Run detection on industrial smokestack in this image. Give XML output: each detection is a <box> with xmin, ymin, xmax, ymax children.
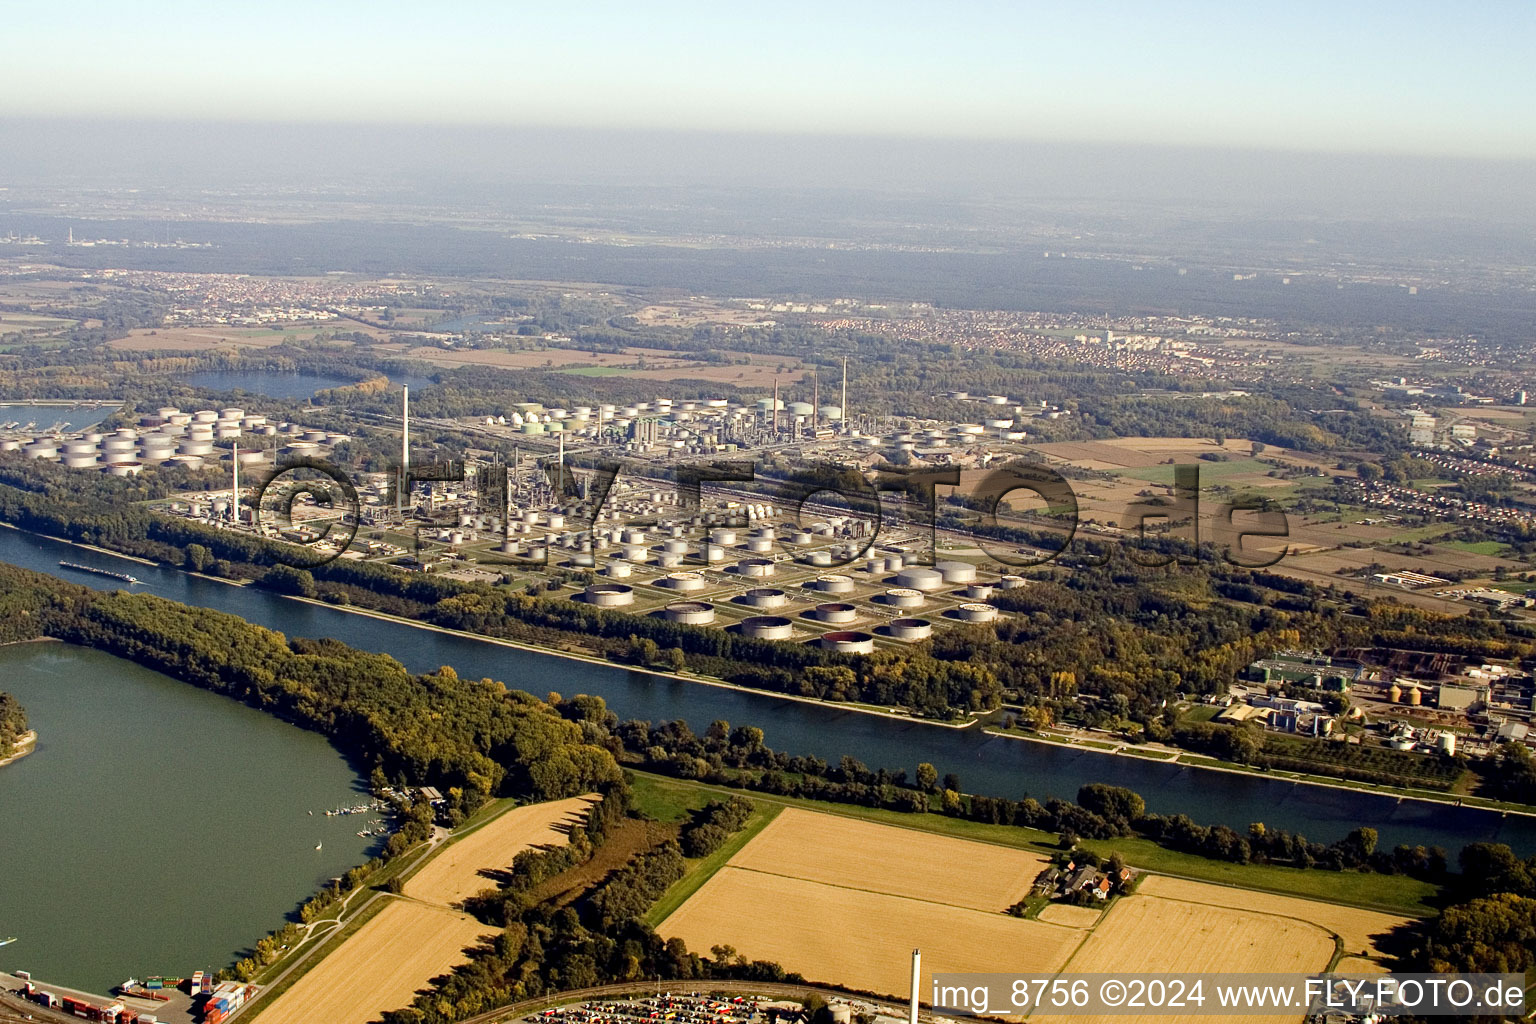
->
<box><xmin>841</xmin><ymin>358</ymin><xmax>848</xmax><ymax>432</ymax></box>
<box><xmin>400</xmin><ymin>385</ymin><xmax>410</xmax><ymax>513</ymax></box>
<box><xmin>909</xmin><ymin>948</ymin><xmax>920</xmax><ymax>1024</ymax></box>
<box><xmin>231</xmin><ymin>444</ymin><xmax>239</xmax><ymax>525</ymax></box>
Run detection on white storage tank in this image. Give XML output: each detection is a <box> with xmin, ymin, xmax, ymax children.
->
<box><xmin>894</xmin><ymin>566</ymin><xmax>944</xmax><ymax>591</ymax></box>
<box><xmin>997</xmin><ymin>575</ymin><xmax>1027</xmax><ymax>589</ymax></box>
<box><xmin>887</xmin><ymin>617</ymin><xmax>933</xmax><ymax>641</ymax></box>
<box><xmin>740</xmin><ymin>587</ymin><xmax>788</xmax><ymax>609</ymax></box>
<box><xmin>960</xmin><ymin>583</ymin><xmax>995</xmax><ymax>600</ymax></box>
<box><xmin>884</xmin><ymin>588</ymin><xmax>925</xmax><ymax>608</ymax></box>
<box><xmin>745</xmin><ymin>538</ymin><xmax>774</xmax><ymax>553</ymax></box>
<box><xmin>813</xmin><ymin>574</ymin><xmax>855</xmax><ymax>594</ymax></box>
<box><xmin>736</xmin><ymin>558</ymin><xmax>775</xmax><ymax>577</ymax></box>
<box><xmin>936</xmin><ymin>560</ymin><xmax>978</xmax><ymax>584</ymax></box>
<box><xmin>24</xmin><ymin>441</ymin><xmax>58</xmax><ymax>459</ymax></box>
<box><xmin>584</xmin><ymin>583</ymin><xmax>635</xmax><ymax>607</ymax></box>
<box><xmin>104</xmin><ymin>461</ymin><xmax>144</xmax><ymax>477</ymax></box>
<box><xmin>814</xmin><ymin>602</ymin><xmax>858</xmax><ymax>623</ymax></box>
<box><xmin>657</xmin><ymin>571</ymin><xmax>707</xmax><ymax>592</ymax></box>
<box><xmin>820</xmin><ymin>630</ymin><xmax>874</xmax><ymax>654</ymax></box>
<box><xmin>663</xmin><ymin>601</ymin><xmax>715</xmax><ymax>625</ymax></box>
<box><xmin>740</xmin><ymin>615</ymin><xmax>794</xmax><ymax>640</ymax></box>
<box><xmin>954</xmin><ymin>602</ymin><xmax>998</xmax><ymax>622</ymax></box>
<box><xmin>61</xmin><ymin>452</ymin><xmax>101</xmax><ymax>468</ymax></box>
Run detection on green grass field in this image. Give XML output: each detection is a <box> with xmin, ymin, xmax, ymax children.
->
<box><xmin>1443</xmin><ymin>540</ymin><xmax>1507</xmax><ymax>555</ymax></box>
<box><xmin>1076</xmin><ymin>836</ymin><xmax>1438</xmax><ymax>915</ymax></box>
<box><xmin>1113</xmin><ymin>458</ymin><xmax>1274</xmax><ymax>485</ymax></box>
<box><xmin>626</xmin><ymin>772</ymin><xmax>1443</xmax><ymax>916</ymax></box>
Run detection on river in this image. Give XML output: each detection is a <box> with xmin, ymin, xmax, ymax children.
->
<box><xmin>0</xmin><ymin>643</ymin><xmax>381</xmax><ymax>993</ymax></box>
<box><xmin>2</xmin><ymin>527</ymin><xmax>1531</xmax><ymax>859</ymax></box>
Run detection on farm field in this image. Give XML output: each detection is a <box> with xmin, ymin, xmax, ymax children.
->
<box><xmin>1036</xmin><ymin>903</ymin><xmax>1105</xmax><ymax>927</ymax></box>
<box><xmin>1033</xmin><ymin>895</ymin><xmax>1335</xmax><ymax>1024</ymax></box>
<box><xmin>404</xmin><ymin>794</ymin><xmax>595</xmax><ymax>906</ymax></box>
<box><xmin>726</xmin><ymin>807</ymin><xmax>1048</xmax><ymax>912</ymax></box>
<box><xmin>659</xmin><ymin>866</ymin><xmax>1081</xmax><ymax>998</ymax></box>
<box><xmin>656</xmin><ymin>804</ymin><xmax>1070</xmax><ymax>996</ymax></box>
<box><xmin>107</xmin><ymin>325</ymin><xmax>336</xmax><ymax>351</ymax></box>
<box><xmin>1136</xmin><ymin>875</ymin><xmax>1411</xmax><ymax>963</ymax></box>
<box><xmin>252</xmin><ymin>900</ymin><xmax>489</xmax><ymax>1024</ymax></box>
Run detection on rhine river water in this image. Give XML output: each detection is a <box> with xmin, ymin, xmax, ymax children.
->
<box><xmin>1</xmin><ymin>525</ymin><xmax>1533</xmax><ymax>990</ymax></box>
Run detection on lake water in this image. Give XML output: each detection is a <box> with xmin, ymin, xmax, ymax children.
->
<box><xmin>2</xmin><ymin>526</ymin><xmax>1532</xmax><ymax>862</ymax></box>
<box><xmin>0</xmin><ymin>643</ymin><xmax>381</xmax><ymax>993</ymax></box>
<box><xmin>0</xmin><ymin>404</ymin><xmax>114</xmax><ymax>433</ymax></box>
<box><xmin>184</xmin><ymin>370</ymin><xmax>436</xmax><ymax>399</ymax></box>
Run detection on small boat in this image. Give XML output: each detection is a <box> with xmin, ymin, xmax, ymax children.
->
<box><xmin>315</xmin><ymin>841</ymin><xmax>323</xmax><ymax>850</ymax></box>
<box><xmin>0</xmin><ymin>936</ymin><xmax>17</xmax><ymax>947</ymax></box>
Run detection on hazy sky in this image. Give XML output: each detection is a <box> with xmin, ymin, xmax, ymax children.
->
<box><xmin>5</xmin><ymin>1</ymin><xmax>1534</xmax><ymax>159</ymax></box>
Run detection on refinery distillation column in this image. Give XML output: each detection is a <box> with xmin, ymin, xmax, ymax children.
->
<box><xmin>909</xmin><ymin>948</ymin><xmax>920</xmax><ymax>1024</ymax></box>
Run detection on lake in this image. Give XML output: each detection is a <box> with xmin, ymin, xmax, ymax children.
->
<box><xmin>0</xmin><ymin>642</ymin><xmax>381</xmax><ymax>993</ymax></box>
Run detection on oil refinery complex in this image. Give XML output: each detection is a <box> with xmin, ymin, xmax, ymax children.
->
<box><xmin>2</xmin><ymin>379</ymin><xmax>1069</xmax><ymax>652</ymax></box>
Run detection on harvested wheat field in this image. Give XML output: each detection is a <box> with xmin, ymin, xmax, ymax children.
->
<box><xmin>1137</xmin><ymin>875</ymin><xmax>1412</xmax><ymax>961</ymax></box>
<box><xmin>1036</xmin><ymin>902</ymin><xmax>1104</xmax><ymax>928</ymax></box>
<box><xmin>726</xmin><ymin>808</ymin><xmax>1047</xmax><ymax>911</ymax></box>
<box><xmin>405</xmin><ymin>795</ymin><xmax>595</xmax><ymax>906</ymax></box>
<box><xmin>253</xmin><ymin>901</ymin><xmax>489</xmax><ymax>1024</ymax></box>
<box><xmin>660</xmin><ymin>867</ymin><xmax>1079</xmax><ymax>998</ymax></box>
<box><xmin>1033</xmin><ymin>894</ymin><xmax>1334</xmax><ymax>1024</ymax></box>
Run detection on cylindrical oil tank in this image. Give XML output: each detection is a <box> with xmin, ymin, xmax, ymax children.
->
<box><xmin>193</xmin><ymin>410</ymin><xmax>218</xmax><ymax>423</ymax></box>
<box><xmin>792</xmin><ymin>531</ymin><xmax>814</xmax><ymax>545</ymax></box>
<box><xmin>998</xmin><ymin>575</ymin><xmax>1027</xmax><ymax>589</ymax></box>
<box><xmin>737</xmin><ymin>558</ymin><xmax>775</xmax><ymax>577</ymax></box>
<box><xmin>168</xmin><ymin>455</ymin><xmax>204</xmax><ymax>470</ymax></box>
<box><xmin>658</xmin><ymin>571</ymin><xmax>707</xmax><ymax>591</ymax></box>
<box><xmin>584</xmin><ymin>583</ymin><xmax>635</xmax><ymax>607</ymax></box>
<box><xmin>24</xmin><ymin>441</ymin><xmax>58</xmax><ymax>459</ymax></box>
<box><xmin>813</xmin><ymin>574</ymin><xmax>855</xmax><ymax>594</ymax></box>
<box><xmin>64</xmin><ymin>441</ymin><xmax>98</xmax><ymax>455</ymax></box>
<box><xmin>887</xmin><ymin>617</ymin><xmax>933</xmax><ymax>641</ymax></box>
<box><xmin>605</xmin><ymin>560</ymin><xmax>633</xmax><ymax>578</ymax></box>
<box><xmin>0</xmin><ymin>440</ymin><xmax>21</xmax><ymax>452</ymax></box>
<box><xmin>884</xmin><ymin>554</ymin><xmax>905</xmax><ymax>571</ymax></box>
<box><xmin>745</xmin><ymin>538</ymin><xmax>773</xmax><ymax>553</ymax></box>
<box><xmin>548</xmin><ymin>514</ymin><xmax>566</xmax><ymax>529</ymax></box>
<box><xmin>656</xmin><ymin>553</ymin><xmax>682</xmax><ymax>568</ymax></box>
<box><xmin>622</xmin><ymin>544</ymin><xmax>648</xmax><ymax>561</ymax></box>
<box><xmin>178</xmin><ymin>439</ymin><xmax>215</xmax><ymax>456</ymax></box>
<box><xmin>815</xmin><ymin>602</ymin><xmax>858</xmax><ymax>623</ymax></box>
<box><xmin>960</xmin><ymin>584</ymin><xmax>995</xmax><ymax>600</ymax></box>
<box><xmin>104</xmin><ymin>461</ymin><xmax>143</xmax><ymax>477</ymax></box>
<box><xmin>755</xmin><ymin>526</ymin><xmax>776</xmax><ymax>541</ymax></box>
<box><xmin>704</xmin><ymin>544</ymin><xmax>726</xmax><ymax>562</ymax></box>
<box><xmin>220</xmin><ymin>407</ymin><xmax>245</xmax><ymax>420</ymax></box>
<box><xmin>61</xmin><ymin>452</ymin><xmax>100</xmax><ymax>468</ymax></box>
<box><xmin>740</xmin><ymin>587</ymin><xmax>788</xmax><ymax>609</ymax></box>
<box><xmin>622</xmin><ymin>528</ymin><xmax>646</xmax><ymax>544</ymax></box>
<box><xmin>820</xmin><ymin>630</ymin><xmax>874</xmax><ymax>654</ymax></box>
<box><xmin>663</xmin><ymin>601</ymin><xmax>715</xmax><ymax>625</ymax></box>
<box><xmin>805</xmin><ymin>550</ymin><xmax>834</xmax><ymax>567</ymax></box>
<box><xmin>895</xmin><ymin>566</ymin><xmax>944</xmax><ymax>591</ymax></box>
<box><xmin>662</xmin><ymin>539</ymin><xmax>690</xmax><ymax>554</ymax></box>
<box><xmin>936</xmin><ymin>560</ymin><xmax>977</xmax><ymax>583</ymax></box>
<box><xmin>884</xmin><ymin>588</ymin><xmax>924</xmax><ymax>608</ymax></box>
<box><xmin>710</xmin><ymin>528</ymin><xmax>737</xmax><ymax>545</ymax></box>
<box><xmin>954</xmin><ymin>602</ymin><xmax>998</xmax><ymax>622</ymax></box>
<box><xmin>100</xmin><ymin>437</ymin><xmax>136</xmax><ymax>453</ymax></box>
<box><xmin>740</xmin><ymin>615</ymin><xmax>794</xmax><ymax>640</ymax></box>
<box><xmin>156</xmin><ymin>406</ymin><xmax>181</xmax><ymax>419</ymax></box>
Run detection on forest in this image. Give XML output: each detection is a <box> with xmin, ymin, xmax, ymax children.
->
<box><xmin>0</xmin><ymin>689</ymin><xmax>27</xmax><ymax>752</ymax></box>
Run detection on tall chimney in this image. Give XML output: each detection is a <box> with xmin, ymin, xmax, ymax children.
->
<box><xmin>231</xmin><ymin>444</ymin><xmax>239</xmax><ymax>525</ymax></box>
<box><xmin>399</xmin><ymin>385</ymin><xmax>410</xmax><ymax>513</ymax></box>
<box><xmin>909</xmin><ymin>948</ymin><xmax>920</xmax><ymax>1024</ymax></box>
<box><xmin>773</xmin><ymin>376</ymin><xmax>779</xmax><ymax>434</ymax></box>
<box><xmin>813</xmin><ymin>372</ymin><xmax>820</xmax><ymax>431</ymax></box>
<box><xmin>841</xmin><ymin>357</ymin><xmax>848</xmax><ymax>432</ymax></box>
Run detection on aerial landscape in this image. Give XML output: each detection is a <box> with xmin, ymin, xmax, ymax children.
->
<box><xmin>1</xmin><ymin>4</ymin><xmax>1534</xmax><ymax>1024</ymax></box>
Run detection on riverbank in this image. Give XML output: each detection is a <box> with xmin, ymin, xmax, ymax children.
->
<box><xmin>0</xmin><ymin>521</ymin><xmax>975</xmax><ymax>730</ymax></box>
<box><xmin>0</xmin><ymin>729</ymin><xmax>37</xmax><ymax>768</ymax></box>
<box><xmin>284</xmin><ymin>595</ymin><xmax>976</xmax><ymax>730</ymax></box>
<box><xmin>985</xmin><ymin>725</ymin><xmax>1536</xmax><ymax>820</ymax></box>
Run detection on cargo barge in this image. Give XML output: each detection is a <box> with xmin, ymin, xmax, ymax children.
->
<box><xmin>58</xmin><ymin>561</ymin><xmax>142</xmax><ymax>585</ymax></box>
